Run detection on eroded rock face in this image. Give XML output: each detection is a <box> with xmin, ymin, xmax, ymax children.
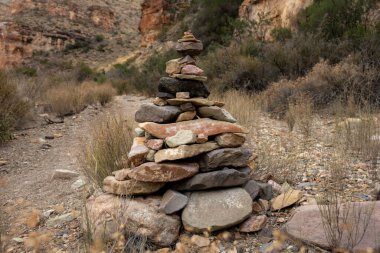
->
<box><xmin>285</xmin><ymin>201</ymin><xmax>380</xmax><ymax>251</ymax></box>
<box><xmin>182</xmin><ymin>188</ymin><xmax>253</xmax><ymax>233</ymax></box>
<box><xmin>85</xmin><ymin>193</ymin><xmax>181</xmax><ymax>247</ymax></box>
<box><xmin>139</xmin><ymin>118</ymin><xmax>248</xmax><ymax>139</ymax></box>
<box><xmin>128</xmin><ymin>162</ymin><xmax>199</xmax><ymax>182</ymax></box>
<box><xmin>103</xmin><ymin>176</ymin><xmax>164</xmax><ymax>195</ymax></box>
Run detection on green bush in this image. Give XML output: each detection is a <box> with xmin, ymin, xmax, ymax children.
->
<box><xmin>95</xmin><ymin>34</ymin><xmax>104</xmax><ymax>42</ymax></box>
<box><xmin>271</xmin><ymin>27</ymin><xmax>292</xmax><ymax>42</ymax></box>
<box><xmin>16</xmin><ymin>66</ymin><xmax>37</xmax><ymax>77</ymax></box>
<box><xmin>76</xmin><ymin>63</ymin><xmax>94</xmax><ymax>82</ymax></box>
<box><xmin>0</xmin><ymin>72</ymin><xmax>29</xmax><ymax>143</ymax></box>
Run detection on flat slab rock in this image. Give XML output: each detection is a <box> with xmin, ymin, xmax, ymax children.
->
<box><xmin>199</xmin><ymin>147</ymin><xmax>252</xmax><ymax>171</ymax></box>
<box><xmin>159</xmin><ymin>190</ymin><xmax>189</xmax><ymax>214</ymax></box>
<box><xmin>158</xmin><ymin>77</ymin><xmax>210</xmax><ymax>98</ymax></box>
<box><xmin>285</xmin><ymin>201</ymin><xmax>380</xmax><ymax>251</ymax></box>
<box><xmin>135</xmin><ymin>104</ymin><xmax>181</xmax><ymax>123</ymax></box>
<box><xmin>103</xmin><ymin>176</ymin><xmax>164</xmax><ymax>195</ymax></box>
<box><xmin>86</xmin><ymin>193</ymin><xmax>181</xmax><ymax>247</ymax></box>
<box><xmin>173</xmin><ymin>168</ymin><xmax>249</xmax><ymax>191</ymax></box>
<box><xmin>154</xmin><ymin>142</ymin><xmax>219</xmax><ymax>163</ymax></box>
<box><xmin>128</xmin><ymin>162</ymin><xmax>199</xmax><ymax>182</ymax></box>
<box><xmin>198</xmin><ymin>106</ymin><xmax>236</xmax><ymax>123</ymax></box>
<box><xmin>139</xmin><ymin>118</ymin><xmax>248</xmax><ymax>139</ymax></box>
<box><xmin>167</xmin><ymin>98</ymin><xmax>222</xmax><ymax>107</ymax></box>
<box><xmin>271</xmin><ymin>189</ymin><xmax>303</xmax><ymax>210</ymax></box>
<box><xmin>182</xmin><ymin>188</ymin><xmax>252</xmax><ymax>233</ymax></box>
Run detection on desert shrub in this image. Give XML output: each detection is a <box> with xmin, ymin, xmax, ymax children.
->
<box><xmin>80</xmin><ymin>114</ymin><xmax>133</xmax><ymax>187</ymax></box>
<box><xmin>271</xmin><ymin>27</ymin><xmax>292</xmax><ymax>42</ymax></box>
<box><xmin>65</xmin><ymin>39</ymin><xmax>91</xmax><ymax>51</ymax></box>
<box><xmin>298</xmin><ymin>0</ymin><xmax>375</xmax><ymax>40</ymax></box>
<box><xmin>16</xmin><ymin>66</ymin><xmax>37</xmax><ymax>77</ymax></box>
<box><xmin>76</xmin><ymin>62</ymin><xmax>94</xmax><ymax>82</ymax></box>
<box><xmin>0</xmin><ymin>72</ymin><xmax>29</xmax><ymax>143</ymax></box>
<box><xmin>95</xmin><ymin>34</ymin><xmax>104</xmax><ymax>42</ymax></box>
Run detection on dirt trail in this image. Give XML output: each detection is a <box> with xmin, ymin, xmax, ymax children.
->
<box><xmin>0</xmin><ymin>95</ymin><xmax>148</xmax><ymax>252</ymax></box>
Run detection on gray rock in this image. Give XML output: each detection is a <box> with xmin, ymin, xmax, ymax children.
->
<box><xmin>257</xmin><ymin>182</ymin><xmax>273</xmax><ymax>200</ymax></box>
<box><xmin>198</xmin><ymin>106</ymin><xmax>237</xmax><ymax>123</ymax></box>
<box><xmin>286</xmin><ymin>201</ymin><xmax>380</xmax><ymax>251</ymax></box>
<box><xmin>182</xmin><ymin>188</ymin><xmax>252</xmax><ymax>233</ymax></box>
<box><xmin>156</xmin><ymin>92</ymin><xmax>175</xmax><ymax>99</ymax></box>
<box><xmin>158</xmin><ymin>77</ymin><xmax>210</xmax><ymax>98</ymax></box>
<box><xmin>52</xmin><ymin>169</ymin><xmax>79</xmax><ymax>180</ymax></box>
<box><xmin>135</xmin><ymin>104</ymin><xmax>181</xmax><ymax>123</ymax></box>
<box><xmin>243</xmin><ymin>180</ymin><xmax>261</xmax><ymax>200</ymax></box>
<box><xmin>135</xmin><ymin>127</ymin><xmax>145</xmax><ymax>137</ymax></box>
<box><xmin>159</xmin><ymin>190</ymin><xmax>188</xmax><ymax>214</ymax></box>
<box><xmin>199</xmin><ymin>147</ymin><xmax>252</xmax><ymax>171</ymax></box>
<box><xmin>165</xmin><ymin>130</ymin><xmax>197</xmax><ymax>148</ymax></box>
<box><xmin>173</xmin><ymin>168</ymin><xmax>249</xmax><ymax>191</ymax></box>
<box><xmin>146</xmin><ymin>149</ymin><xmax>156</xmax><ymax>162</ymax></box>
<box><xmin>71</xmin><ymin>179</ymin><xmax>86</xmax><ymax>190</ymax></box>
<box><xmin>46</xmin><ymin>213</ymin><xmax>75</xmax><ymax>227</ymax></box>
<box><xmin>180</xmin><ymin>102</ymin><xmax>196</xmax><ymax>112</ymax></box>
<box><xmin>86</xmin><ymin>193</ymin><xmax>181</xmax><ymax>247</ymax></box>
<box><xmin>176</xmin><ymin>41</ymin><xmax>203</xmax><ymax>56</ymax></box>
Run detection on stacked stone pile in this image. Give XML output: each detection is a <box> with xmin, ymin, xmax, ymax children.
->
<box><xmin>87</xmin><ymin>32</ymin><xmax>275</xmax><ymax>247</ymax></box>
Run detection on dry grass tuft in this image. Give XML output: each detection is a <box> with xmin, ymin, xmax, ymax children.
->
<box><xmin>44</xmin><ymin>82</ymin><xmax>116</xmax><ymax>117</ymax></box>
<box><xmin>80</xmin><ymin>114</ymin><xmax>133</xmax><ymax>188</ymax></box>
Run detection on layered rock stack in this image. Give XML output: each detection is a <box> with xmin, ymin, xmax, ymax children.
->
<box><xmin>87</xmin><ymin>32</ymin><xmax>264</xmax><ymax>247</ymax></box>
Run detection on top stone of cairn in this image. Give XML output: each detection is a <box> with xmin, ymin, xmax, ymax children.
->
<box><xmin>175</xmin><ymin>31</ymin><xmax>203</xmax><ymax>57</ymax></box>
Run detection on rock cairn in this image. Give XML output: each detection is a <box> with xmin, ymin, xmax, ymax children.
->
<box><xmin>87</xmin><ymin>32</ymin><xmax>272</xmax><ymax>247</ymax></box>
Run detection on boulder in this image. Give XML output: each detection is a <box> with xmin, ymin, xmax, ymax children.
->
<box><xmin>239</xmin><ymin>215</ymin><xmax>267</xmax><ymax>233</ymax></box>
<box><xmin>176</xmin><ymin>92</ymin><xmax>190</xmax><ymax>99</ymax></box>
<box><xmin>198</xmin><ymin>147</ymin><xmax>252</xmax><ymax>171</ymax></box>
<box><xmin>285</xmin><ymin>201</ymin><xmax>380</xmax><ymax>251</ymax></box>
<box><xmin>146</xmin><ymin>139</ymin><xmax>164</xmax><ymax>150</ymax></box>
<box><xmin>85</xmin><ymin>193</ymin><xmax>181</xmax><ymax>247</ymax></box>
<box><xmin>155</xmin><ymin>142</ymin><xmax>219</xmax><ymax>163</ymax></box>
<box><xmin>181</xmin><ymin>65</ymin><xmax>204</xmax><ymax>76</ymax></box>
<box><xmin>159</xmin><ymin>190</ymin><xmax>189</xmax><ymax>214</ymax></box>
<box><xmin>215</xmin><ymin>133</ymin><xmax>246</xmax><ymax>148</ymax></box>
<box><xmin>271</xmin><ymin>189</ymin><xmax>303</xmax><ymax>211</ymax></box>
<box><xmin>128</xmin><ymin>137</ymin><xmax>149</xmax><ymax>166</ymax></box>
<box><xmin>176</xmin><ymin>41</ymin><xmax>203</xmax><ymax>56</ymax></box>
<box><xmin>139</xmin><ymin>118</ymin><xmax>248</xmax><ymax>139</ymax></box>
<box><xmin>167</xmin><ymin>98</ymin><xmax>222</xmax><ymax>107</ymax></box>
<box><xmin>165</xmin><ymin>130</ymin><xmax>197</xmax><ymax>148</ymax></box>
<box><xmin>103</xmin><ymin>176</ymin><xmax>164</xmax><ymax>195</ymax></box>
<box><xmin>182</xmin><ymin>188</ymin><xmax>252</xmax><ymax>233</ymax></box>
<box><xmin>172</xmin><ymin>74</ymin><xmax>207</xmax><ymax>82</ymax></box>
<box><xmin>128</xmin><ymin>162</ymin><xmax>199</xmax><ymax>182</ymax></box>
<box><xmin>158</xmin><ymin>77</ymin><xmax>210</xmax><ymax>98</ymax></box>
<box><xmin>166</xmin><ymin>58</ymin><xmax>181</xmax><ymax>75</ymax></box>
<box><xmin>198</xmin><ymin>106</ymin><xmax>236</xmax><ymax>123</ymax></box>
<box><xmin>173</xmin><ymin>168</ymin><xmax>249</xmax><ymax>191</ymax></box>
<box><xmin>176</xmin><ymin>111</ymin><xmax>196</xmax><ymax>122</ymax></box>
<box><xmin>135</xmin><ymin>104</ymin><xmax>181</xmax><ymax>123</ymax></box>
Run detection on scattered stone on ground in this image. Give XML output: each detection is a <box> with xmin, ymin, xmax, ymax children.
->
<box><xmin>52</xmin><ymin>169</ymin><xmax>79</xmax><ymax>180</ymax></box>
<box><xmin>271</xmin><ymin>189</ymin><xmax>304</xmax><ymax>211</ymax></box>
<box><xmin>239</xmin><ymin>215</ymin><xmax>268</xmax><ymax>233</ymax></box>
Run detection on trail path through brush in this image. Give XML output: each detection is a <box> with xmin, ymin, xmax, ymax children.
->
<box><xmin>0</xmin><ymin>95</ymin><xmax>148</xmax><ymax>252</ymax></box>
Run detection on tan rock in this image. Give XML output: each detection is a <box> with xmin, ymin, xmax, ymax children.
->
<box><xmin>191</xmin><ymin>235</ymin><xmax>210</xmax><ymax>248</ymax></box>
<box><xmin>271</xmin><ymin>189</ymin><xmax>304</xmax><ymax>211</ymax></box>
<box><xmin>172</xmin><ymin>74</ymin><xmax>207</xmax><ymax>82</ymax></box>
<box><xmin>128</xmin><ymin>162</ymin><xmax>199</xmax><ymax>182</ymax></box>
<box><xmin>146</xmin><ymin>139</ymin><xmax>164</xmax><ymax>150</ymax></box>
<box><xmin>85</xmin><ymin>193</ymin><xmax>181</xmax><ymax>246</ymax></box>
<box><xmin>155</xmin><ymin>142</ymin><xmax>219</xmax><ymax>163</ymax></box>
<box><xmin>181</xmin><ymin>65</ymin><xmax>204</xmax><ymax>76</ymax></box>
<box><xmin>139</xmin><ymin>118</ymin><xmax>248</xmax><ymax>139</ymax></box>
<box><xmin>112</xmin><ymin>168</ymin><xmax>131</xmax><ymax>181</ymax></box>
<box><xmin>166</xmin><ymin>58</ymin><xmax>181</xmax><ymax>75</ymax></box>
<box><xmin>176</xmin><ymin>92</ymin><xmax>190</xmax><ymax>99</ymax></box>
<box><xmin>103</xmin><ymin>176</ymin><xmax>164</xmax><ymax>195</ymax></box>
<box><xmin>176</xmin><ymin>111</ymin><xmax>196</xmax><ymax>122</ymax></box>
<box><xmin>215</xmin><ymin>133</ymin><xmax>246</xmax><ymax>147</ymax></box>
<box><xmin>52</xmin><ymin>169</ymin><xmax>79</xmax><ymax>180</ymax></box>
<box><xmin>165</xmin><ymin>130</ymin><xmax>197</xmax><ymax>148</ymax></box>
<box><xmin>239</xmin><ymin>215</ymin><xmax>267</xmax><ymax>232</ymax></box>
<box><xmin>146</xmin><ymin>149</ymin><xmax>156</xmax><ymax>162</ymax></box>
<box><xmin>196</xmin><ymin>133</ymin><xmax>208</xmax><ymax>144</ymax></box>
<box><xmin>167</xmin><ymin>98</ymin><xmax>217</xmax><ymax>106</ymax></box>
<box><xmin>128</xmin><ymin>137</ymin><xmax>149</xmax><ymax>166</ymax></box>
<box><xmin>153</xmin><ymin>97</ymin><xmax>168</xmax><ymax>106</ymax></box>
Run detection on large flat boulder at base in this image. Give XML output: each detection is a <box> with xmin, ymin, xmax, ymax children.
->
<box><xmin>158</xmin><ymin>77</ymin><xmax>210</xmax><ymax>98</ymax></box>
<box><xmin>285</xmin><ymin>201</ymin><xmax>380</xmax><ymax>251</ymax></box>
<box><xmin>182</xmin><ymin>188</ymin><xmax>252</xmax><ymax>233</ymax></box>
<box><xmin>128</xmin><ymin>162</ymin><xmax>199</xmax><ymax>182</ymax></box>
<box><xmin>173</xmin><ymin>168</ymin><xmax>249</xmax><ymax>191</ymax></box>
<box><xmin>85</xmin><ymin>193</ymin><xmax>181</xmax><ymax>247</ymax></box>
<box><xmin>135</xmin><ymin>104</ymin><xmax>181</xmax><ymax>123</ymax></box>
<box><xmin>139</xmin><ymin>118</ymin><xmax>248</xmax><ymax>139</ymax></box>
<box><xmin>154</xmin><ymin>142</ymin><xmax>219</xmax><ymax>163</ymax></box>
<box><xmin>198</xmin><ymin>147</ymin><xmax>252</xmax><ymax>171</ymax></box>
<box><xmin>103</xmin><ymin>176</ymin><xmax>164</xmax><ymax>195</ymax></box>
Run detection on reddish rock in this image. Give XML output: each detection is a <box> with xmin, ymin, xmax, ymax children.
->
<box><xmin>196</xmin><ymin>133</ymin><xmax>208</xmax><ymax>144</ymax></box>
<box><xmin>181</xmin><ymin>65</ymin><xmax>204</xmax><ymax>76</ymax></box>
<box><xmin>146</xmin><ymin>139</ymin><xmax>164</xmax><ymax>150</ymax></box>
<box><xmin>128</xmin><ymin>162</ymin><xmax>199</xmax><ymax>182</ymax></box>
<box><xmin>128</xmin><ymin>137</ymin><xmax>149</xmax><ymax>166</ymax></box>
<box><xmin>139</xmin><ymin>118</ymin><xmax>248</xmax><ymax>139</ymax></box>
<box><xmin>239</xmin><ymin>215</ymin><xmax>267</xmax><ymax>232</ymax></box>
<box><xmin>215</xmin><ymin>133</ymin><xmax>246</xmax><ymax>148</ymax></box>
<box><xmin>112</xmin><ymin>168</ymin><xmax>131</xmax><ymax>181</ymax></box>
